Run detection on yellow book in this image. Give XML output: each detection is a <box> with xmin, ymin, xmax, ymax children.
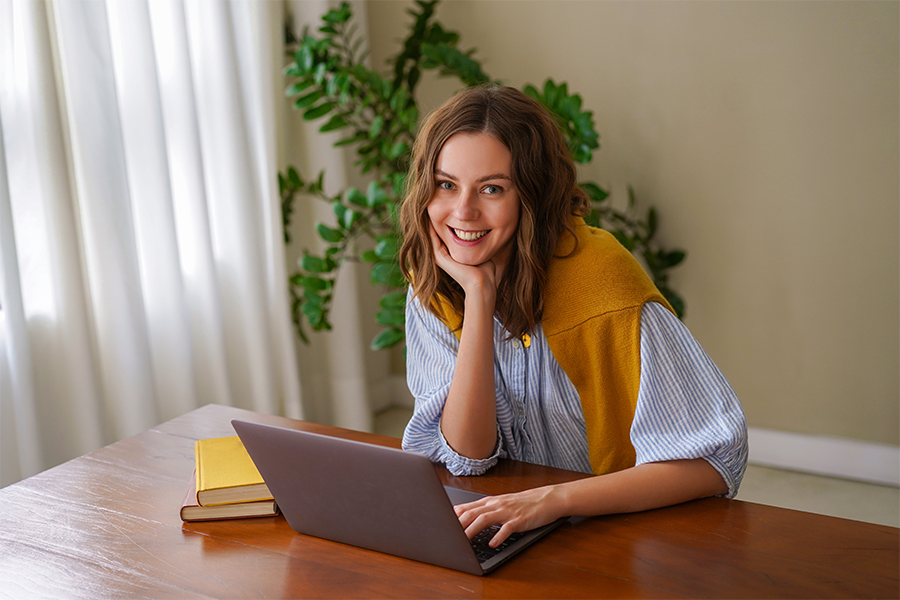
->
<box><xmin>194</xmin><ymin>436</ymin><xmax>273</xmax><ymax>506</ymax></box>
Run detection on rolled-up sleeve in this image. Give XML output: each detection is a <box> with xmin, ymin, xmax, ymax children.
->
<box><xmin>401</xmin><ymin>293</ymin><xmax>502</xmax><ymax>475</ymax></box>
<box><xmin>631</xmin><ymin>302</ymin><xmax>749</xmax><ymax>497</ymax></box>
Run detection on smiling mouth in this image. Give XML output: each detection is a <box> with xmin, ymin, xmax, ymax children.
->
<box><xmin>451</xmin><ymin>228</ymin><xmax>489</xmax><ymax>241</ymax></box>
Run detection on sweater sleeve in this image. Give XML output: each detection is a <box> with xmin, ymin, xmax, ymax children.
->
<box><xmin>400</xmin><ymin>292</ymin><xmax>503</xmax><ymax>475</ymax></box>
<box><xmin>631</xmin><ymin>302</ymin><xmax>749</xmax><ymax>498</ymax></box>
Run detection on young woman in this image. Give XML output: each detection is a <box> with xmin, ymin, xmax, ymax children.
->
<box><xmin>398</xmin><ymin>86</ymin><xmax>747</xmax><ymax>548</ymax></box>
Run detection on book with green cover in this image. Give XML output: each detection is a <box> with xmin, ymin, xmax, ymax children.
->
<box><xmin>194</xmin><ymin>436</ymin><xmax>273</xmax><ymax>506</ymax></box>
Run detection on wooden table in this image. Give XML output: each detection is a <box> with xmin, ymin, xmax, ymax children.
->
<box><xmin>1</xmin><ymin>404</ymin><xmax>897</xmax><ymax>599</ymax></box>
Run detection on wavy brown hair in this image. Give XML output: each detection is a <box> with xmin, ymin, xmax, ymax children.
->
<box><xmin>399</xmin><ymin>86</ymin><xmax>589</xmax><ymax>338</ymax></box>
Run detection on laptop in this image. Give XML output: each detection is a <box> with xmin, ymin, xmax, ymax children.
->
<box><xmin>231</xmin><ymin>419</ymin><xmax>565</xmax><ymax>575</ymax></box>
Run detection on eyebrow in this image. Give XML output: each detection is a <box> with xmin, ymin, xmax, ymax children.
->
<box><xmin>434</xmin><ymin>169</ymin><xmax>512</xmax><ymax>183</ymax></box>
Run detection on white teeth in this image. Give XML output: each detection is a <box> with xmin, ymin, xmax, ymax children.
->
<box><xmin>453</xmin><ymin>228</ymin><xmax>488</xmax><ymax>241</ymax></box>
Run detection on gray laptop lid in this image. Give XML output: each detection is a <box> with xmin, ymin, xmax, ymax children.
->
<box><xmin>231</xmin><ymin>419</ymin><xmax>562</xmax><ymax>575</ymax></box>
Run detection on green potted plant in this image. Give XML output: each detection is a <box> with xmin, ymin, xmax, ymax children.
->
<box><xmin>280</xmin><ymin>0</ymin><xmax>685</xmax><ymax>350</ymax></box>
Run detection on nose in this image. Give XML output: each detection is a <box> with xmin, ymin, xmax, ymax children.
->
<box><xmin>452</xmin><ymin>188</ymin><xmax>480</xmax><ymax>221</ymax></box>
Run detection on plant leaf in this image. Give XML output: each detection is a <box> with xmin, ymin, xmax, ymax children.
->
<box><xmin>380</xmin><ymin>290</ymin><xmax>408</xmax><ymax>309</ymax></box>
<box><xmin>316</xmin><ymin>222</ymin><xmax>345</xmax><ymax>243</ymax></box>
<box><xmin>286</xmin><ymin>81</ymin><xmax>314</xmax><ymax>97</ymax></box>
<box><xmin>287</xmin><ymin>167</ymin><xmax>302</xmax><ymax>188</ymax></box>
<box><xmin>374</xmin><ymin>236</ymin><xmax>398</xmax><ymax>259</ymax></box>
<box><xmin>376</xmin><ymin>306</ymin><xmax>405</xmax><ymax>326</ymax></box>
<box><xmin>301</xmin><ymin>254</ymin><xmax>336</xmax><ymax>273</ymax></box>
<box><xmin>580</xmin><ymin>181</ymin><xmax>609</xmax><ymax>203</ymax></box>
<box><xmin>369</xmin><ymin>115</ymin><xmax>385</xmax><ymax>138</ymax></box>
<box><xmin>319</xmin><ymin>114</ymin><xmax>349</xmax><ymax>132</ymax></box>
<box><xmin>366</xmin><ymin>181</ymin><xmax>389</xmax><ymax>207</ymax></box>
<box><xmin>347</xmin><ymin>188</ymin><xmax>368</xmax><ymax>207</ymax></box>
<box><xmin>294</xmin><ymin>89</ymin><xmax>323</xmax><ymax>109</ymax></box>
<box><xmin>660</xmin><ymin>249</ymin><xmax>686</xmax><ymax>268</ymax></box>
<box><xmin>303</xmin><ymin>102</ymin><xmax>334</xmax><ymax>120</ymax></box>
<box><xmin>342</xmin><ymin>207</ymin><xmax>359</xmax><ymax>230</ymax></box>
<box><xmin>646</xmin><ymin>207</ymin><xmax>658</xmax><ymax>240</ymax></box>
<box><xmin>299</xmin><ymin>276</ymin><xmax>331</xmax><ymax>291</ymax></box>
<box><xmin>370</xmin><ymin>261</ymin><xmax>406</xmax><ymax>287</ymax></box>
<box><xmin>371</xmin><ymin>327</ymin><xmax>405</xmax><ymax>350</ymax></box>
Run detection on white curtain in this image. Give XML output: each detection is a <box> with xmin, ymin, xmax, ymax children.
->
<box><xmin>0</xmin><ymin>0</ymin><xmax>304</xmax><ymax>487</ymax></box>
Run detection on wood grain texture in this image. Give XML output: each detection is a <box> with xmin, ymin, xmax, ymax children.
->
<box><xmin>1</xmin><ymin>404</ymin><xmax>897</xmax><ymax>599</ymax></box>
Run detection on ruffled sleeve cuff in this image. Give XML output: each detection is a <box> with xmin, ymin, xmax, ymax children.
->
<box><xmin>437</xmin><ymin>424</ymin><xmax>503</xmax><ymax>476</ymax></box>
<box><xmin>703</xmin><ymin>455</ymin><xmax>742</xmax><ymax>499</ymax></box>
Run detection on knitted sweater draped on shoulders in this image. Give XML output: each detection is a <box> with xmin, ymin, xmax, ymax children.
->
<box><xmin>543</xmin><ymin>217</ymin><xmax>671</xmax><ymax>475</ymax></box>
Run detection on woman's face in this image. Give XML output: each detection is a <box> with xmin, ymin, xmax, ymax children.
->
<box><xmin>427</xmin><ymin>133</ymin><xmax>520</xmax><ymax>276</ymax></box>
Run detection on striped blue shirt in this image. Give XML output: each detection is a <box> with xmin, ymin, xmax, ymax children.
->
<box><xmin>402</xmin><ymin>296</ymin><xmax>748</xmax><ymax>497</ymax></box>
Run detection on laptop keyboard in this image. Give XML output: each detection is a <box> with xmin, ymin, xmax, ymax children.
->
<box><xmin>470</xmin><ymin>525</ymin><xmax>526</xmax><ymax>562</ymax></box>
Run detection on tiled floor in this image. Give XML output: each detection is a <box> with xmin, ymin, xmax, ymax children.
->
<box><xmin>375</xmin><ymin>406</ymin><xmax>899</xmax><ymax>528</ymax></box>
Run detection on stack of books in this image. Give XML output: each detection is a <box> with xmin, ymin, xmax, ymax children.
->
<box><xmin>180</xmin><ymin>435</ymin><xmax>279</xmax><ymax>522</ymax></box>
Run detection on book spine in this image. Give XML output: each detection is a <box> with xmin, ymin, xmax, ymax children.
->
<box><xmin>193</xmin><ymin>440</ymin><xmax>202</xmax><ymax>501</ymax></box>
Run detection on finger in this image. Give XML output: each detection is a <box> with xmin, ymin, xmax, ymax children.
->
<box><xmin>462</xmin><ymin>508</ymin><xmax>507</xmax><ymax>540</ymax></box>
<box><xmin>489</xmin><ymin>522</ymin><xmax>519</xmax><ymax>548</ymax></box>
<box><xmin>428</xmin><ymin>225</ymin><xmax>457</xmax><ymax>274</ymax></box>
<box><xmin>455</xmin><ymin>497</ymin><xmax>491</xmax><ymax>511</ymax></box>
<box><xmin>428</xmin><ymin>224</ymin><xmax>448</xmax><ymax>255</ymax></box>
<box><xmin>455</xmin><ymin>500</ymin><xmax>489</xmax><ymax>531</ymax></box>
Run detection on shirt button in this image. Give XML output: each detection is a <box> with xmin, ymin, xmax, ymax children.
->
<box><xmin>512</xmin><ymin>340</ymin><xmax>520</xmax><ymax>349</ymax></box>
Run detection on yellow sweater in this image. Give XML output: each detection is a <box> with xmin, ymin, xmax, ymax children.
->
<box><xmin>543</xmin><ymin>218</ymin><xmax>672</xmax><ymax>474</ymax></box>
<box><xmin>435</xmin><ymin>217</ymin><xmax>672</xmax><ymax>475</ymax></box>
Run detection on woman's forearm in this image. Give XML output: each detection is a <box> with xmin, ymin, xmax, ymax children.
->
<box><xmin>556</xmin><ymin>458</ymin><xmax>727</xmax><ymax>517</ymax></box>
<box><xmin>439</xmin><ymin>288</ymin><xmax>498</xmax><ymax>459</ymax></box>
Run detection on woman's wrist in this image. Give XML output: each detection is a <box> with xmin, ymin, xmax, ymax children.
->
<box><xmin>462</xmin><ymin>276</ymin><xmax>497</xmax><ymax>307</ymax></box>
<box><xmin>545</xmin><ymin>483</ymin><xmax>574</xmax><ymax>519</ymax></box>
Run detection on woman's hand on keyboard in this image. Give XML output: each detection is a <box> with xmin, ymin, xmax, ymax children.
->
<box><xmin>454</xmin><ymin>485</ymin><xmax>565</xmax><ymax>547</ymax></box>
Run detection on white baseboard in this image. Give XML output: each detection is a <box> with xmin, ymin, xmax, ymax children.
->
<box><xmin>748</xmin><ymin>427</ymin><xmax>900</xmax><ymax>486</ymax></box>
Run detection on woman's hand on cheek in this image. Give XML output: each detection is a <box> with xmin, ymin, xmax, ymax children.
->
<box><xmin>453</xmin><ymin>485</ymin><xmax>564</xmax><ymax>548</ymax></box>
<box><xmin>429</xmin><ymin>225</ymin><xmax>498</xmax><ymax>297</ymax></box>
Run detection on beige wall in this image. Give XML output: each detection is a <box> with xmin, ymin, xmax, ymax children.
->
<box><xmin>366</xmin><ymin>0</ymin><xmax>899</xmax><ymax>445</ymax></box>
